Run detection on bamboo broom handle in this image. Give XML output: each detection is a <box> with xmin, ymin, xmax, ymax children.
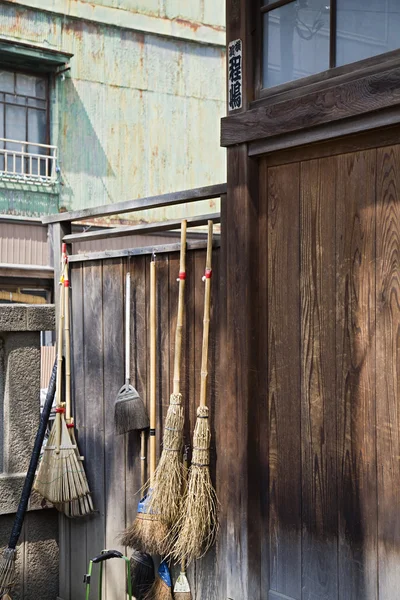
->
<box><xmin>55</xmin><ymin>247</ymin><xmax>66</xmax><ymax>453</ymax></box>
<box><xmin>173</xmin><ymin>220</ymin><xmax>187</xmax><ymax>396</ymax></box>
<box><xmin>140</xmin><ymin>430</ymin><xmax>146</xmax><ymax>490</ymax></box>
<box><xmin>64</xmin><ymin>252</ymin><xmax>71</xmax><ymax>424</ymax></box>
<box><xmin>199</xmin><ymin>221</ymin><xmax>213</xmax><ymax>408</ymax></box>
<box><xmin>150</xmin><ymin>259</ymin><xmax>156</xmax><ymax>482</ymax></box>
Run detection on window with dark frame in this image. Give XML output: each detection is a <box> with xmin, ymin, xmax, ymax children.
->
<box><xmin>261</xmin><ymin>0</ymin><xmax>400</xmax><ymax>90</ymax></box>
<box><xmin>0</xmin><ymin>69</ymin><xmax>49</xmax><ymax>176</ymax></box>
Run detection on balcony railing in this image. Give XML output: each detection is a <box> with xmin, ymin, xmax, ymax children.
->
<box><xmin>0</xmin><ymin>138</ymin><xmax>57</xmax><ymax>186</ymax></box>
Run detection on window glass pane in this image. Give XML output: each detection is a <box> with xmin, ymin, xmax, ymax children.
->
<box><xmin>27</xmin><ymin>109</ymin><xmax>46</xmax><ymax>150</ymax></box>
<box><xmin>0</xmin><ymin>71</ymin><xmax>14</xmax><ymax>93</ymax></box>
<box><xmin>337</xmin><ymin>0</ymin><xmax>400</xmax><ymax>66</ymax></box>
<box><xmin>263</xmin><ymin>0</ymin><xmax>330</xmax><ymax>88</ymax></box>
<box><xmin>16</xmin><ymin>73</ymin><xmax>46</xmax><ymax>99</ymax></box>
<box><xmin>5</xmin><ymin>105</ymin><xmax>26</xmax><ymax>142</ymax></box>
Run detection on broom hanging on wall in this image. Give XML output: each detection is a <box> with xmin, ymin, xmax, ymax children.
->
<box><xmin>33</xmin><ymin>251</ymin><xmax>91</xmax><ymax>506</ymax></box>
<box><xmin>56</xmin><ymin>245</ymin><xmax>94</xmax><ymax>517</ymax></box>
<box><xmin>173</xmin><ymin>451</ymin><xmax>192</xmax><ymax>600</ymax></box>
<box><xmin>121</xmin><ymin>256</ymin><xmax>169</xmax><ymax>554</ymax></box>
<box><xmin>172</xmin><ymin>220</ymin><xmax>218</xmax><ymax>565</ymax></box>
<box><xmin>0</xmin><ymin>360</ymin><xmax>57</xmax><ymax>600</ymax></box>
<box><xmin>148</xmin><ymin>220</ymin><xmax>187</xmax><ymax>527</ymax></box>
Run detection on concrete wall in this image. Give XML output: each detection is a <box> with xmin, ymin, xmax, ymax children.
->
<box><xmin>0</xmin><ymin>0</ymin><xmax>226</xmax><ymax>220</ymax></box>
<box><xmin>0</xmin><ymin>304</ymin><xmax>58</xmax><ymax>600</ymax></box>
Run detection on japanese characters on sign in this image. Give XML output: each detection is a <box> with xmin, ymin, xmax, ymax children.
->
<box><xmin>228</xmin><ymin>39</ymin><xmax>243</xmax><ymax>111</ymax></box>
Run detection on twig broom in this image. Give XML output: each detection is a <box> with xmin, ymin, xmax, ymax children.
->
<box><xmin>172</xmin><ymin>221</ymin><xmax>218</xmax><ymax>565</ymax></box>
<box><xmin>148</xmin><ymin>221</ymin><xmax>187</xmax><ymax>526</ymax></box>
<box><xmin>33</xmin><ymin>256</ymin><xmax>90</xmax><ymax>505</ymax></box>
<box><xmin>56</xmin><ymin>246</ymin><xmax>94</xmax><ymax>517</ymax></box>
<box><xmin>0</xmin><ymin>360</ymin><xmax>57</xmax><ymax>599</ymax></box>
<box><xmin>121</xmin><ymin>257</ymin><xmax>168</xmax><ymax>554</ymax></box>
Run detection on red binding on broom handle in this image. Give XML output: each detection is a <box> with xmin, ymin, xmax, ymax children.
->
<box><xmin>173</xmin><ymin>220</ymin><xmax>187</xmax><ymax>396</ymax></box>
<box><xmin>150</xmin><ymin>259</ymin><xmax>156</xmax><ymax>482</ymax></box>
<box><xmin>200</xmin><ymin>221</ymin><xmax>213</xmax><ymax>408</ymax></box>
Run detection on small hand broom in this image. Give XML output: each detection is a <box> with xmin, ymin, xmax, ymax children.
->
<box><xmin>121</xmin><ymin>257</ymin><xmax>168</xmax><ymax>554</ymax></box>
<box><xmin>148</xmin><ymin>221</ymin><xmax>187</xmax><ymax>526</ymax></box>
<box><xmin>128</xmin><ymin>429</ymin><xmax>155</xmax><ymax>599</ymax></box>
<box><xmin>143</xmin><ymin>561</ymin><xmax>173</xmax><ymax>600</ymax></box>
<box><xmin>172</xmin><ymin>221</ymin><xmax>218</xmax><ymax>565</ymax></box>
<box><xmin>115</xmin><ymin>270</ymin><xmax>149</xmax><ymax>434</ymax></box>
<box><xmin>55</xmin><ymin>247</ymin><xmax>94</xmax><ymax>517</ymax></box>
<box><xmin>0</xmin><ymin>359</ymin><xmax>57</xmax><ymax>599</ymax></box>
<box><xmin>33</xmin><ymin>263</ymin><xmax>90</xmax><ymax>505</ymax></box>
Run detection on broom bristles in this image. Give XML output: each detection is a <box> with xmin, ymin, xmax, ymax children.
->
<box><xmin>115</xmin><ymin>388</ymin><xmax>149</xmax><ymax>434</ymax></box>
<box><xmin>55</xmin><ymin>491</ymin><xmax>94</xmax><ymax>518</ymax></box>
<box><xmin>143</xmin><ymin>577</ymin><xmax>173</xmax><ymax>600</ymax></box>
<box><xmin>0</xmin><ymin>548</ymin><xmax>16</xmax><ymax>597</ymax></box>
<box><xmin>120</xmin><ymin>511</ymin><xmax>169</xmax><ymax>555</ymax></box>
<box><xmin>174</xmin><ymin>593</ymin><xmax>192</xmax><ymax>600</ymax></box>
<box><xmin>172</xmin><ymin>407</ymin><xmax>218</xmax><ymax>565</ymax></box>
<box><xmin>147</xmin><ymin>393</ymin><xmax>184</xmax><ymax>526</ymax></box>
<box><xmin>33</xmin><ymin>417</ymin><xmax>90</xmax><ymax>505</ymax></box>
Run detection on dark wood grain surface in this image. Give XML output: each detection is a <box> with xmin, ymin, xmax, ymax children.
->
<box><xmin>376</xmin><ymin>146</ymin><xmax>400</xmax><ymax>599</ymax></box>
<box><xmin>267</xmin><ymin>163</ymin><xmax>301</xmax><ymax>599</ymax></box>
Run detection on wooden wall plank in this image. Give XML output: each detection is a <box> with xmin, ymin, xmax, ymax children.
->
<box><xmin>82</xmin><ymin>261</ymin><xmax>105</xmax><ymax>598</ymax></box>
<box><xmin>376</xmin><ymin>145</ymin><xmax>400</xmax><ymax>598</ymax></box>
<box><xmin>300</xmin><ymin>158</ymin><xmax>337</xmax><ymax>600</ymax></box>
<box><xmin>69</xmin><ymin>262</ymin><xmax>86</xmax><ymax>600</ymax></box>
<box><xmin>126</xmin><ymin>256</ymin><xmax>147</xmax><ymax>530</ymax></box>
<box><xmin>195</xmin><ymin>248</ymin><xmax>219</xmax><ymax>600</ymax></box>
<box><xmin>102</xmin><ymin>259</ymin><xmax>125</xmax><ymax>599</ymax></box>
<box><xmin>267</xmin><ymin>162</ymin><xmax>301</xmax><ymax>599</ymax></box>
<box><xmin>155</xmin><ymin>255</ymin><xmax>170</xmax><ymax>462</ymax></box>
<box><xmin>336</xmin><ymin>150</ymin><xmax>377</xmax><ymax>599</ymax></box>
<box><xmin>259</xmin><ymin>161</ymin><xmax>270</xmax><ymax>596</ymax></box>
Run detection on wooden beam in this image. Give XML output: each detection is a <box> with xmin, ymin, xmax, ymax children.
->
<box><xmin>0</xmin><ymin>264</ymin><xmax>54</xmax><ymax>279</ymax></box>
<box><xmin>68</xmin><ymin>238</ymin><xmax>220</xmax><ymax>263</ymax></box>
<box><xmin>42</xmin><ymin>183</ymin><xmax>227</xmax><ymax>224</ymax></box>
<box><xmin>221</xmin><ymin>65</ymin><xmax>400</xmax><ymax>147</ymax></box>
<box><xmin>63</xmin><ymin>213</ymin><xmax>221</xmax><ymax>244</ymax></box>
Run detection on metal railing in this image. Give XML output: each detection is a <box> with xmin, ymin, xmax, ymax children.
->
<box><xmin>0</xmin><ymin>137</ymin><xmax>57</xmax><ymax>185</ymax></box>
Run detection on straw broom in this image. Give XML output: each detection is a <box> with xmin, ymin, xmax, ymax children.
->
<box><xmin>173</xmin><ymin>452</ymin><xmax>192</xmax><ymax>600</ymax></box>
<box><xmin>55</xmin><ymin>246</ymin><xmax>94</xmax><ymax>517</ymax></box>
<box><xmin>148</xmin><ymin>221</ymin><xmax>187</xmax><ymax>526</ymax></box>
<box><xmin>0</xmin><ymin>360</ymin><xmax>57</xmax><ymax>599</ymax></box>
<box><xmin>121</xmin><ymin>257</ymin><xmax>169</xmax><ymax>554</ymax></box>
<box><xmin>172</xmin><ymin>221</ymin><xmax>218</xmax><ymax>565</ymax></box>
<box><xmin>33</xmin><ymin>257</ymin><xmax>90</xmax><ymax>505</ymax></box>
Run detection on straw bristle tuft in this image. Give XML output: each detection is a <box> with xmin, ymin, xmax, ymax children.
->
<box><xmin>0</xmin><ymin>548</ymin><xmax>16</xmax><ymax>597</ymax></box>
<box><xmin>143</xmin><ymin>576</ymin><xmax>173</xmax><ymax>600</ymax></box>
<box><xmin>148</xmin><ymin>393</ymin><xmax>184</xmax><ymax>525</ymax></box>
<box><xmin>115</xmin><ymin>388</ymin><xmax>149</xmax><ymax>434</ymax></box>
<box><xmin>174</xmin><ymin>593</ymin><xmax>192</xmax><ymax>600</ymax></box>
<box><xmin>129</xmin><ymin>550</ymin><xmax>155</xmax><ymax>599</ymax></box>
<box><xmin>120</xmin><ymin>513</ymin><xmax>169</xmax><ymax>555</ymax></box>
<box><xmin>33</xmin><ymin>417</ymin><xmax>90</xmax><ymax>505</ymax></box>
<box><xmin>172</xmin><ymin>408</ymin><xmax>218</xmax><ymax>564</ymax></box>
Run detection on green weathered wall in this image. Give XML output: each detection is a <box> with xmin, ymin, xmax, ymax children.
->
<box><xmin>0</xmin><ymin>0</ymin><xmax>226</xmax><ymax>219</ymax></box>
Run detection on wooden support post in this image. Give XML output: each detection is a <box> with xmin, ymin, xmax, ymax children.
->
<box><xmin>220</xmin><ymin>1</ymin><xmax>260</xmax><ymax>598</ymax></box>
<box><xmin>49</xmin><ymin>221</ymin><xmax>72</xmax><ymax>600</ymax></box>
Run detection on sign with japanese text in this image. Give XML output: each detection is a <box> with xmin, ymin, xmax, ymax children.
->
<box><xmin>228</xmin><ymin>39</ymin><xmax>243</xmax><ymax>111</ymax></box>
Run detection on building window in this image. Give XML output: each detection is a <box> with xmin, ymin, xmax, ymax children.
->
<box><xmin>0</xmin><ymin>69</ymin><xmax>55</xmax><ymax>183</ymax></box>
<box><xmin>261</xmin><ymin>0</ymin><xmax>400</xmax><ymax>89</ymax></box>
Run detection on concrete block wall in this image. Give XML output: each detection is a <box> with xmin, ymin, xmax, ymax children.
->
<box><xmin>0</xmin><ymin>304</ymin><xmax>58</xmax><ymax>600</ymax></box>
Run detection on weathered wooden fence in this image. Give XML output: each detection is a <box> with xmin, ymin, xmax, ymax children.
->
<box><xmin>48</xmin><ymin>185</ymin><xmax>225</xmax><ymax>600</ymax></box>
